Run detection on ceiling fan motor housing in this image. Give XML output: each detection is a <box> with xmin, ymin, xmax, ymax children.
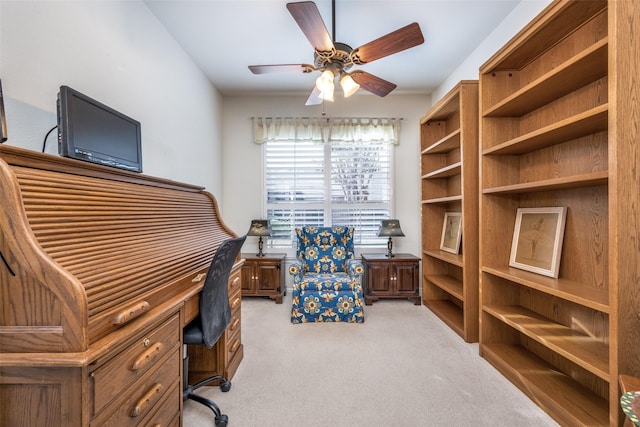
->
<box><xmin>314</xmin><ymin>42</ymin><xmax>354</xmax><ymax>71</ymax></box>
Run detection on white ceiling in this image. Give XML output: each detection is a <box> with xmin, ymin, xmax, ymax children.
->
<box><xmin>144</xmin><ymin>0</ymin><xmax>522</xmax><ymax>97</ymax></box>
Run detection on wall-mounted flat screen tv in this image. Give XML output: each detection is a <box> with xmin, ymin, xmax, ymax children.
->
<box><xmin>57</xmin><ymin>85</ymin><xmax>142</xmax><ymax>172</ymax></box>
<box><xmin>0</xmin><ymin>79</ymin><xmax>7</xmax><ymax>143</ymax></box>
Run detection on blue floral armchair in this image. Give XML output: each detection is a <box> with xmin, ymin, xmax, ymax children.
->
<box><xmin>289</xmin><ymin>226</ymin><xmax>365</xmax><ymax>323</ymax></box>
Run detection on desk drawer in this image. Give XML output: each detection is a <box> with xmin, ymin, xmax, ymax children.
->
<box><xmin>225</xmin><ymin>322</ymin><xmax>243</xmax><ymax>381</ymax></box>
<box><xmin>92</xmin><ymin>314</ymin><xmax>180</xmax><ymax>415</ymax></box>
<box><xmin>92</xmin><ymin>349</ymin><xmax>180</xmax><ymax>427</ymax></box>
<box><xmin>227</xmin><ymin>268</ymin><xmax>242</xmax><ymax>374</ymax></box>
<box><xmin>229</xmin><ymin>270</ymin><xmax>242</xmax><ymax>296</ymax></box>
<box><xmin>226</xmin><ymin>322</ymin><xmax>242</xmax><ymax>364</ymax></box>
<box><xmin>142</xmin><ymin>380</ymin><xmax>180</xmax><ymax>427</ymax></box>
<box><xmin>229</xmin><ymin>293</ymin><xmax>241</xmax><ymax>314</ymax></box>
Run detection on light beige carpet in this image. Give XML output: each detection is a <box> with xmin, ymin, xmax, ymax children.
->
<box><xmin>184</xmin><ymin>296</ymin><xmax>559</xmax><ymax>427</ymax></box>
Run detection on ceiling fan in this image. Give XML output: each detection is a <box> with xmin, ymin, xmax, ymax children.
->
<box><xmin>248</xmin><ymin>0</ymin><xmax>425</xmax><ymax>105</ymax></box>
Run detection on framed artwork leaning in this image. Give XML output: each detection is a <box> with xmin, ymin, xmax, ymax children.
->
<box><xmin>509</xmin><ymin>207</ymin><xmax>567</xmax><ymax>278</ymax></box>
<box><xmin>440</xmin><ymin>212</ymin><xmax>462</xmax><ymax>254</ymax></box>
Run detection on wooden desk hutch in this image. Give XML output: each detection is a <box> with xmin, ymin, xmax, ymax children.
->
<box><xmin>0</xmin><ymin>145</ymin><xmax>243</xmax><ymax>426</ymax></box>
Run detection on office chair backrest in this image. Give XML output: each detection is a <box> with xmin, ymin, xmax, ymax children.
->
<box><xmin>200</xmin><ymin>235</ymin><xmax>246</xmax><ymax>348</ymax></box>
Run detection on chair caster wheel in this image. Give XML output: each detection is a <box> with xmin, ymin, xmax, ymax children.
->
<box><xmin>220</xmin><ymin>380</ymin><xmax>231</xmax><ymax>392</ymax></box>
<box><xmin>215</xmin><ymin>414</ymin><xmax>229</xmax><ymax>427</ymax></box>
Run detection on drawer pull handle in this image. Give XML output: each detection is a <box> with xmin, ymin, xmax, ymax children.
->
<box><xmin>192</xmin><ymin>273</ymin><xmax>206</xmax><ymax>283</ymax></box>
<box><xmin>112</xmin><ymin>301</ymin><xmax>151</xmax><ymax>326</ymax></box>
<box><xmin>130</xmin><ymin>343</ymin><xmax>164</xmax><ymax>371</ymax></box>
<box><xmin>231</xmin><ymin>298</ymin><xmax>241</xmax><ymax>309</ymax></box>
<box><xmin>130</xmin><ymin>383</ymin><xmax>163</xmax><ymax>417</ymax></box>
<box><xmin>230</xmin><ymin>339</ymin><xmax>241</xmax><ymax>352</ymax></box>
<box><xmin>229</xmin><ymin>318</ymin><xmax>240</xmax><ymax>331</ymax></box>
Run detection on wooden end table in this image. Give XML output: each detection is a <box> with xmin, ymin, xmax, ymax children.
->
<box><xmin>240</xmin><ymin>253</ymin><xmax>286</xmax><ymax>303</ymax></box>
<box><xmin>361</xmin><ymin>253</ymin><xmax>421</xmax><ymax>305</ymax></box>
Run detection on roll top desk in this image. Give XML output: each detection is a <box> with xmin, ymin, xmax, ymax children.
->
<box><xmin>0</xmin><ymin>145</ymin><xmax>243</xmax><ymax>426</ymax></box>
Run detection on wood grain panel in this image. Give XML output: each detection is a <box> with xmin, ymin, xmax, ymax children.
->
<box><xmin>7</xmin><ymin>165</ymin><xmax>231</xmax><ymax>343</ymax></box>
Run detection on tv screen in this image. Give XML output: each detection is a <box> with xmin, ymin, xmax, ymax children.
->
<box><xmin>0</xmin><ymin>79</ymin><xmax>7</xmax><ymax>143</ymax></box>
<box><xmin>57</xmin><ymin>86</ymin><xmax>142</xmax><ymax>172</ymax></box>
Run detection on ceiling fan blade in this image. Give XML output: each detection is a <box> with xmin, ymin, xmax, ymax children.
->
<box><xmin>249</xmin><ymin>64</ymin><xmax>315</xmax><ymax>74</ymax></box>
<box><xmin>305</xmin><ymin>86</ymin><xmax>323</xmax><ymax>106</ymax></box>
<box><xmin>350</xmin><ymin>22</ymin><xmax>424</xmax><ymax>65</ymax></box>
<box><xmin>286</xmin><ymin>1</ymin><xmax>334</xmax><ymax>52</ymax></box>
<box><xmin>351</xmin><ymin>71</ymin><xmax>397</xmax><ymax>97</ymax></box>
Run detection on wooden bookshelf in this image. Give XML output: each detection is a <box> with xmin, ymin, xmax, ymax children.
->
<box><xmin>420</xmin><ymin>80</ymin><xmax>479</xmax><ymax>343</ymax></box>
<box><xmin>479</xmin><ymin>1</ymin><xmax>640</xmax><ymax>425</ymax></box>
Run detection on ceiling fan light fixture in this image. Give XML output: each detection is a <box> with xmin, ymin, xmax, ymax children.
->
<box><xmin>340</xmin><ymin>73</ymin><xmax>360</xmax><ymax>97</ymax></box>
<box><xmin>315</xmin><ymin>70</ymin><xmax>334</xmax><ymax>93</ymax></box>
<box><xmin>319</xmin><ymin>83</ymin><xmax>335</xmax><ymax>102</ymax></box>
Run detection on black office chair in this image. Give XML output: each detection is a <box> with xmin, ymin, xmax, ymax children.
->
<box><xmin>183</xmin><ymin>235</ymin><xmax>246</xmax><ymax>427</ymax></box>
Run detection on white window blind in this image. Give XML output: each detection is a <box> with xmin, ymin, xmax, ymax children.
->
<box><xmin>260</xmin><ymin>117</ymin><xmax>396</xmax><ymax>247</ymax></box>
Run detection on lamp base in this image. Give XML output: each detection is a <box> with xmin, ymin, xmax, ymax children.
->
<box><xmin>385</xmin><ymin>237</ymin><xmax>395</xmax><ymax>257</ymax></box>
<box><xmin>256</xmin><ymin>236</ymin><xmax>265</xmax><ymax>257</ymax></box>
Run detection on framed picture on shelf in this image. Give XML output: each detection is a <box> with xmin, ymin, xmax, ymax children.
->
<box><xmin>440</xmin><ymin>212</ymin><xmax>462</xmax><ymax>254</ymax></box>
<box><xmin>509</xmin><ymin>207</ymin><xmax>567</xmax><ymax>278</ymax></box>
<box><xmin>0</xmin><ymin>79</ymin><xmax>7</xmax><ymax>143</ymax></box>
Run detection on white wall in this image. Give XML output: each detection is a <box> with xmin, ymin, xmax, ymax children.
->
<box><xmin>0</xmin><ymin>0</ymin><xmax>224</xmax><ymax>197</ymax></box>
<box><xmin>222</xmin><ymin>94</ymin><xmax>431</xmax><ymax>257</ymax></box>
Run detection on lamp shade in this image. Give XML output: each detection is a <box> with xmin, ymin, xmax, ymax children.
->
<box><xmin>340</xmin><ymin>73</ymin><xmax>360</xmax><ymax>97</ymax></box>
<box><xmin>315</xmin><ymin>70</ymin><xmax>334</xmax><ymax>92</ymax></box>
<box><xmin>247</xmin><ymin>219</ymin><xmax>271</xmax><ymax>236</ymax></box>
<box><xmin>378</xmin><ymin>219</ymin><xmax>405</xmax><ymax>237</ymax></box>
<box><xmin>319</xmin><ymin>83</ymin><xmax>334</xmax><ymax>101</ymax></box>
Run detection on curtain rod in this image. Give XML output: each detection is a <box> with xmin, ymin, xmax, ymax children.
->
<box><xmin>250</xmin><ymin>116</ymin><xmax>403</xmax><ymax>121</ymax></box>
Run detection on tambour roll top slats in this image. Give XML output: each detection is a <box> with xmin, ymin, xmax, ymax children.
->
<box><xmin>0</xmin><ymin>145</ymin><xmax>235</xmax><ymax>348</ymax></box>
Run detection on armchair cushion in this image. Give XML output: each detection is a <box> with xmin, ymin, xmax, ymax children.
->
<box><xmin>295</xmin><ymin>226</ymin><xmax>354</xmax><ymax>274</ymax></box>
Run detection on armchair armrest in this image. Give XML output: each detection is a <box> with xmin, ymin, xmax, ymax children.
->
<box><xmin>346</xmin><ymin>259</ymin><xmax>364</xmax><ymax>279</ymax></box>
<box><xmin>288</xmin><ymin>259</ymin><xmax>304</xmax><ymax>284</ymax></box>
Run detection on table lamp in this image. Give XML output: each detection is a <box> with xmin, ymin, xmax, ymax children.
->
<box><xmin>378</xmin><ymin>219</ymin><xmax>404</xmax><ymax>257</ymax></box>
<box><xmin>247</xmin><ymin>219</ymin><xmax>271</xmax><ymax>257</ymax></box>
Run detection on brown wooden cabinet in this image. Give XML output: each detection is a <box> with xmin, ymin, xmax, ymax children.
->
<box><xmin>361</xmin><ymin>253</ymin><xmax>420</xmax><ymax>305</ymax></box>
<box><xmin>240</xmin><ymin>253</ymin><xmax>286</xmax><ymax>304</ymax></box>
<box><xmin>478</xmin><ymin>1</ymin><xmax>640</xmax><ymax>425</ymax></box>
<box><xmin>187</xmin><ymin>267</ymin><xmax>244</xmax><ymax>385</ymax></box>
<box><xmin>420</xmin><ymin>80</ymin><xmax>479</xmax><ymax>343</ymax></box>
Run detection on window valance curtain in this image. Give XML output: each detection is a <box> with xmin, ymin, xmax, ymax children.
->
<box><xmin>253</xmin><ymin>117</ymin><xmax>324</xmax><ymax>144</ymax></box>
<box><xmin>328</xmin><ymin>118</ymin><xmax>400</xmax><ymax>144</ymax></box>
<box><xmin>253</xmin><ymin>117</ymin><xmax>401</xmax><ymax>145</ymax></box>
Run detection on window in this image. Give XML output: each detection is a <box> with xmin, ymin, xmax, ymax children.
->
<box><xmin>258</xmin><ymin>117</ymin><xmax>397</xmax><ymax>247</ymax></box>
